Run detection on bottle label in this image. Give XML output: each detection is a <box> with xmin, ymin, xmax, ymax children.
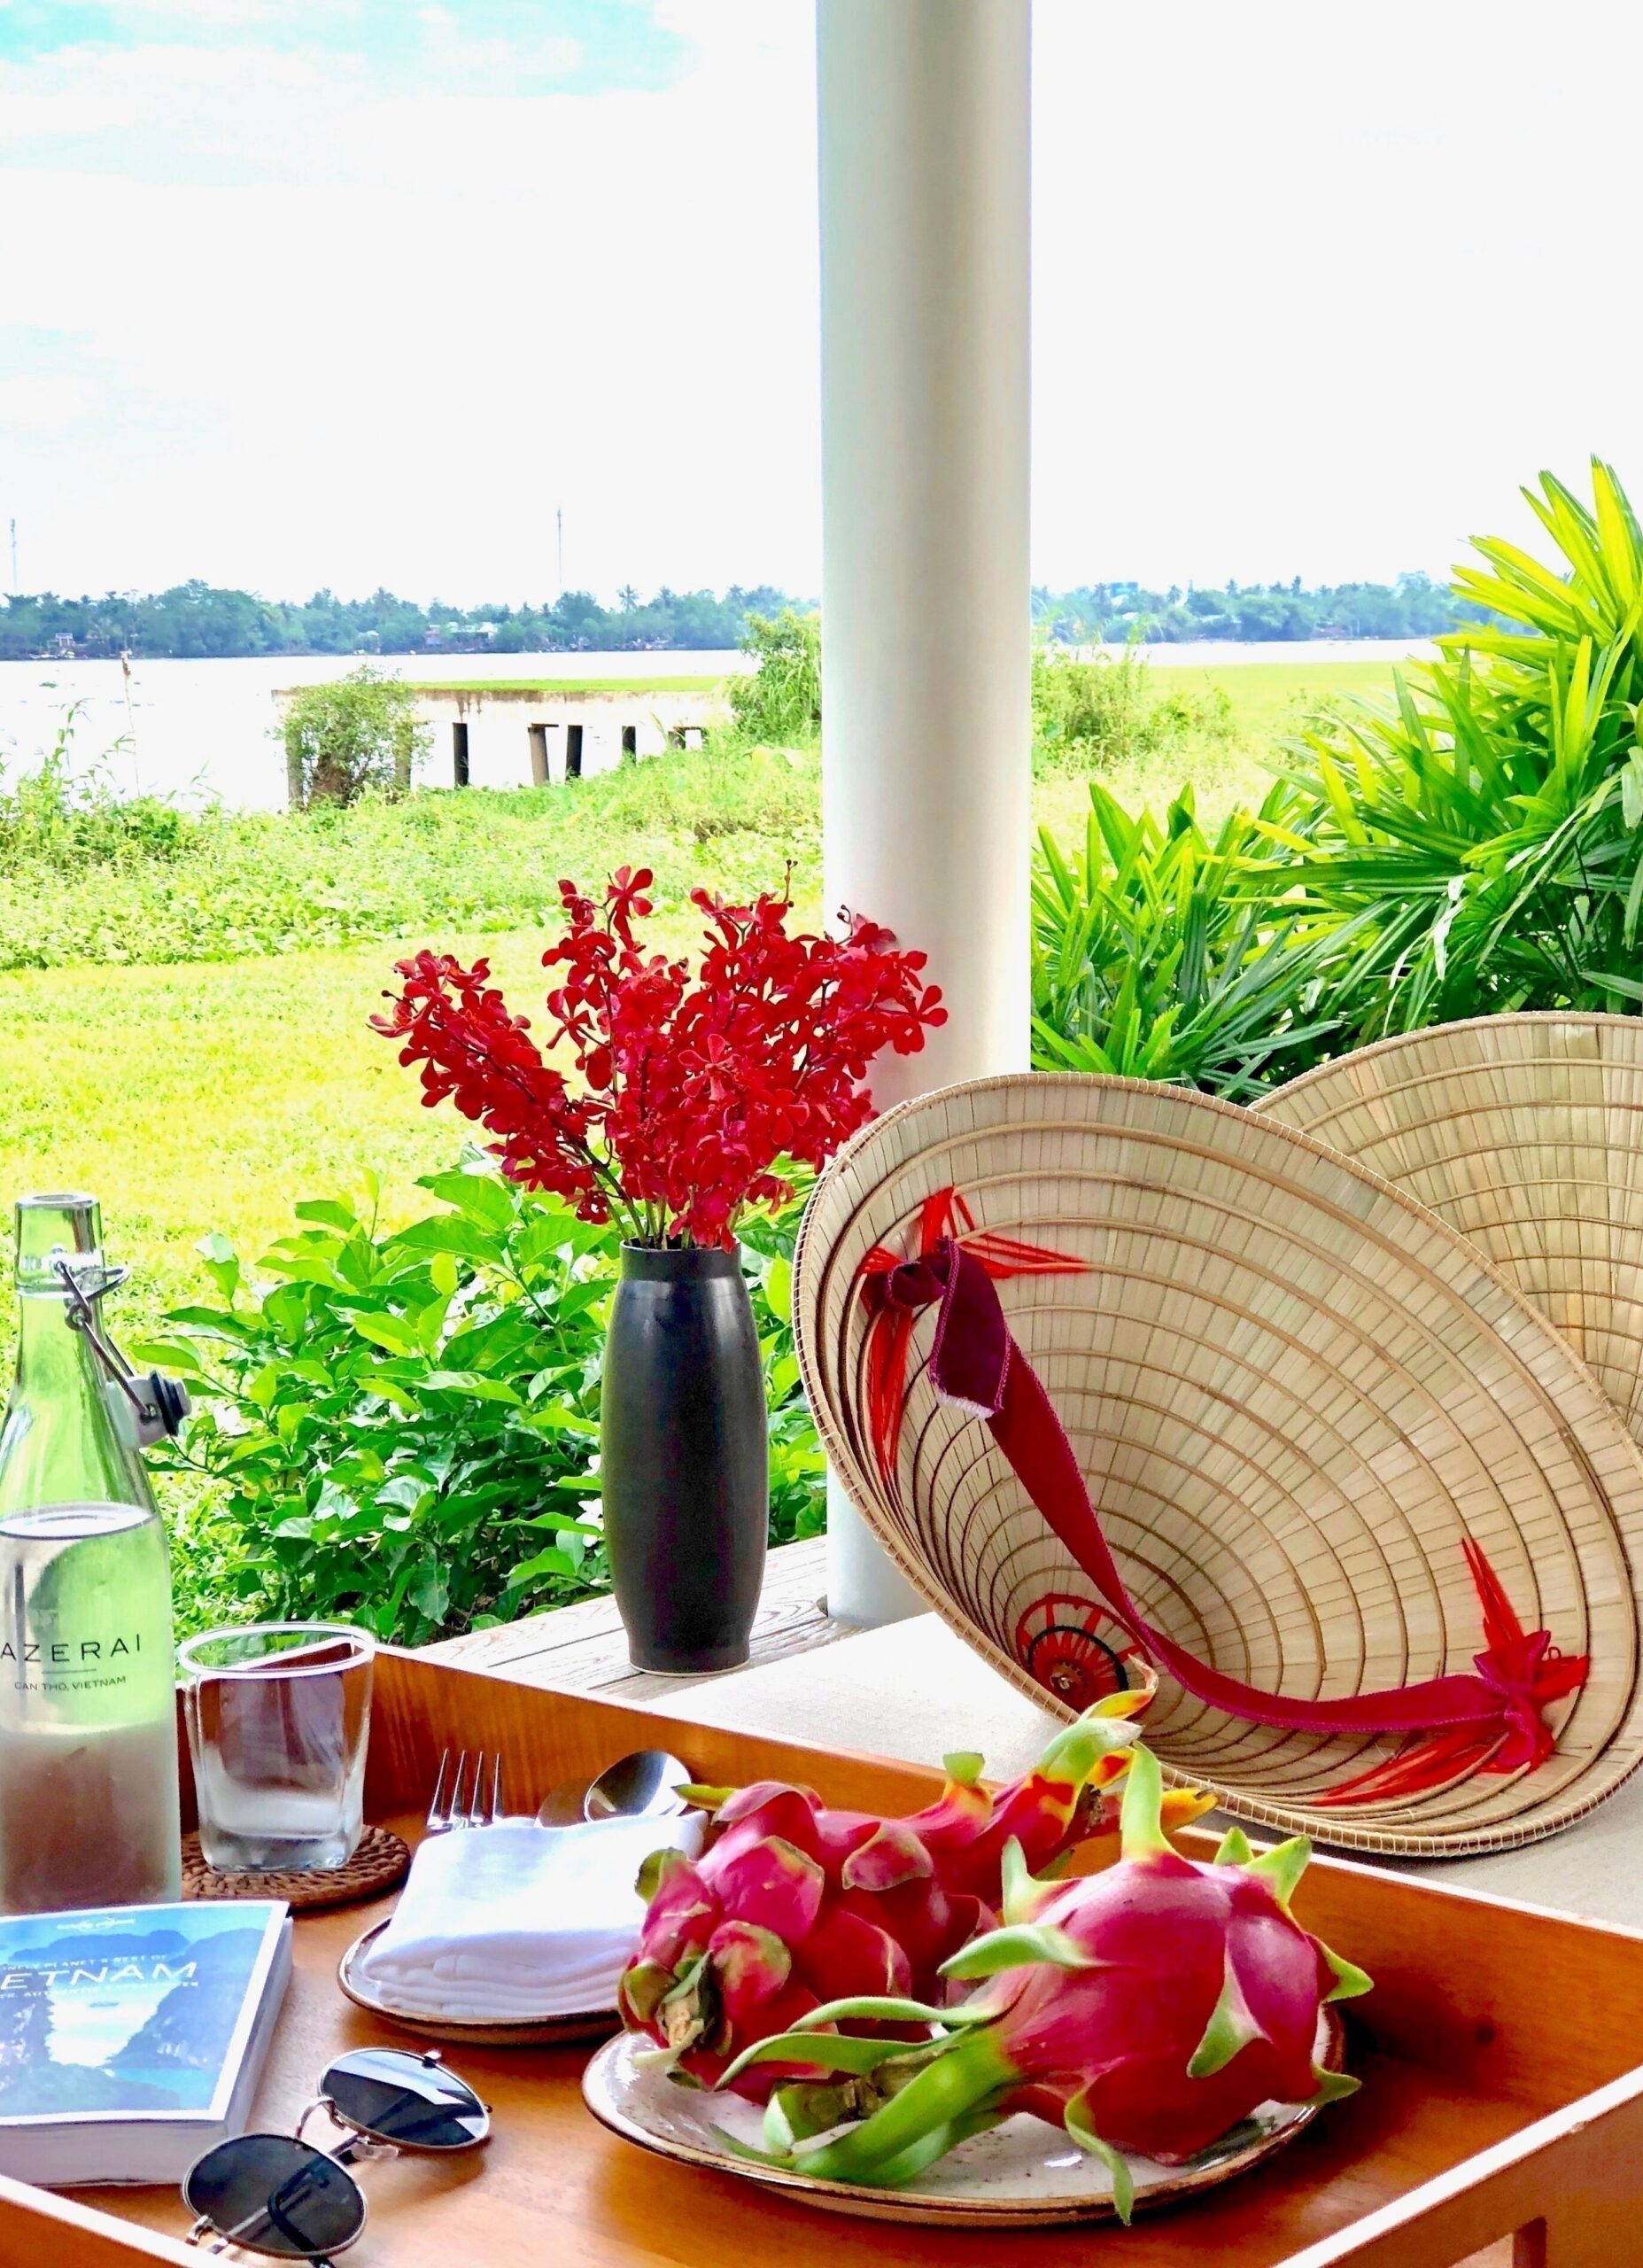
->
<box><xmin>0</xmin><ymin>1629</ymin><xmax>147</xmax><ymax>1697</ymax></box>
<box><xmin>0</xmin><ymin>1509</ymin><xmax>174</xmax><ymax>1728</ymax></box>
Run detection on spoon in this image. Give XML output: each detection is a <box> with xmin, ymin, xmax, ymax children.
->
<box><xmin>535</xmin><ymin>1748</ymin><xmax>694</xmax><ymax>1829</ymax></box>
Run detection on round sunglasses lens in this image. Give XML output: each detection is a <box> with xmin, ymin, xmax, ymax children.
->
<box><xmin>183</xmin><ymin>2135</ymin><xmax>366</xmax><ymax>2261</ymax></box>
<box><xmin>323</xmin><ymin>2048</ymin><xmax>488</xmax><ymax>2152</ymax></box>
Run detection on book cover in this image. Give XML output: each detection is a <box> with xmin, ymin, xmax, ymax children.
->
<box><xmin>0</xmin><ymin>1902</ymin><xmax>287</xmax><ymax>2155</ymax></box>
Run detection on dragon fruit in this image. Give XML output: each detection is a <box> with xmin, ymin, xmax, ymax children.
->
<box><xmin>619</xmin><ymin>1697</ymin><xmax>1211</xmax><ymax>2095</ymax></box>
<box><xmin>714</xmin><ymin>1744</ymin><xmax>1370</xmax><ymax>2220</ymax></box>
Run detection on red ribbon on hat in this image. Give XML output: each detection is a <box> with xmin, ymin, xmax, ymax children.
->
<box><xmin>857</xmin><ymin>1191</ymin><xmax>1588</xmax><ymax>1804</ymax></box>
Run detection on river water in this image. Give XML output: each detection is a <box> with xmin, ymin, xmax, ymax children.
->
<box><xmin>0</xmin><ymin>640</ymin><xmax>1434</xmax><ymax>812</ymax></box>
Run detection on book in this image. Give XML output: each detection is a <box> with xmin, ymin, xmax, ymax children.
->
<box><xmin>0</xmin><ymin>1899</ymin><xmax>291</xmax><ymax>2186</ymax></box>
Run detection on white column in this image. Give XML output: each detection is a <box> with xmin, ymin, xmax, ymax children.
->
<box><xmin>817</xmin><ymin>0</ymin><xmax>1033</xmax><ymax>1623</ymax></box>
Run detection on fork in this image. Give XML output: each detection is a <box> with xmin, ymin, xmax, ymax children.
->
<box><xmin>426</xmin><ymin>1749</ymin><xmax>504</xmax><ymax>1833</ymax></box>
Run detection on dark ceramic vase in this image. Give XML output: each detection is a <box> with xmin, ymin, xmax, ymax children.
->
<box><xmin>601</xmin><ymin>1243</ymin><xmax>768</xmax><ymax>1674</ymax></box>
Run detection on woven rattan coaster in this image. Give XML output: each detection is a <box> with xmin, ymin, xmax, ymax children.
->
<box><xmin>182</xmin><ymin>1824</ymin><xmax>410</xmax><ymax>1910</ymax></box>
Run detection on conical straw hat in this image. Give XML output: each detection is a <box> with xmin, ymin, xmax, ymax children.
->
<box><xmin>794</xmin><ymin>1072</ymin><xmax>1643</xmax><ymax>1856</ymax></box>
<box><xmin>1265</xmin><ymin>1014</ymin><xmax>1643</xmax><ymax>1456</ymax></box>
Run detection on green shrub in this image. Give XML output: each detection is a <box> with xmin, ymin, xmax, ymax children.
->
<box><xmin>1271</xmin><ymin>459</ymin><xmax>1643</xmax><ymax>1035</ymax></box>
<box><xmin>1032</xmin><ymin>644</ymin><xmax>1235</xmax><ymax>774</ymax></box>
<box><xmin>1030</xmin><ymin>779</ymin><xmax>1362</xmax><ymax>1099</ymax></box>
<box><xmin>279</xmin><ymin>667</ymin><xmax>430</xmax><ymax>810</ymax></box>
<box><xmin>0</xmin><ymin>707</ymin><xmax>192</xmax><ymax>872</ymax></box>
<box><xmin>727</xmin><ymin>608</ymin><xmax>822</xmax><ymax>746</ymax></box>
<box><xmin>138</xmin><ymin>1166</ymin><xmax>822</xmax><ymax>1643</ymax></box>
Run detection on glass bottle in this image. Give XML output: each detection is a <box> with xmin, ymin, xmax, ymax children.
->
<box><xmin>0</xmin><ymin>1194</ymin><xmax>182</xmax><ymax>1913</ymax></box>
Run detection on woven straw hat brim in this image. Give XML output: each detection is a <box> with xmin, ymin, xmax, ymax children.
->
<box><xmin>1265</xmin><ymin>1014</ymin><xmax>1643</xmax><ymax>1455</ymax></box>
<box><xmin>794</xmin><ymin>1072</ymin><xmax>1643</xmax><ymax>1858</ymax></box>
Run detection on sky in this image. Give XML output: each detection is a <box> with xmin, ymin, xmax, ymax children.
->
<box><xmin>0</xmin><ymin>0</ymin><xmax>1638</xmax><ymax>606</ymax></box>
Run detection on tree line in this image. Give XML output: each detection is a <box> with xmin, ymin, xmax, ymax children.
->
<box><xmin>0</xmin><ymin>570</ymin><xmax>1493</xmax><ymax>663</ymax></box>
<box><xmin>0</xmin><ymin>582</ymin><xmax>808</xmax><ymax>661</ymax></box>
<box><xmin>1033</xmin><ymin>571</ymin><xmax>1490</xmax><ymax>644</ymax></box>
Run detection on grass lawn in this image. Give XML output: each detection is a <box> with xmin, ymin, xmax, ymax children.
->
<box><xmin>1143</xmin><ymin>656</ymin><xmax>1405</xmax><ymax>743</ymax></box>
<box><xmin>0</xmin><ymin>932</ymin><xmax>554</xmax><ymax>1348</ymax></box>
<box><xmin>0</xmin><ymin>654</ymin><xmax>1399</xmax><ymax>1343</ymax></box>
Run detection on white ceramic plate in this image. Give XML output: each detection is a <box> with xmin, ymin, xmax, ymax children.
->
<box><xmin>337</xmin><ymin>1920</ymin><xmax>618</xmax><ymax>2047</ymax></box>
<box><xmin>581</xmin><ymin>2009</ymin><xmax>1345</xmax><ymax>2227</ymax></box>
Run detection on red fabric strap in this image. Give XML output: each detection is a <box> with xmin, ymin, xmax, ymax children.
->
<box><xmin>858</xmin><ymin>1206</ymin><xmax>1588</xmax><ymax>1798</ymax></box>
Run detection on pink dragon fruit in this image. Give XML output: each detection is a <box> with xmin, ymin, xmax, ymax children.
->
<box><xmin>714</xmin><ymin>1744</ymin><xmax>1370</xmax><ymax>2218</ymax></box>
<box><xmin>619</xmin><ymin>1697</ymin><xmax>1210</xmax><ymax>2096</ymax></box>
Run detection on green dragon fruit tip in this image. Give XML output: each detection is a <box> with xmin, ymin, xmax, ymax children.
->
<box><xmin>1321</xmin><ymin>1943</ymin><xmax>1374</xmax><ymax>2003</ymax></box>
<box><xmin>1186</xmin><ymin>1963</ymin><xmax>1270</xmax><ymax>2080</ymax></box>
<box><xmin>1248</xmin><ymin>1835</ymin><xmax>1312</xmax><ymax>1909</ymax></box>
<box><xmin>1037</xmin><ymin>1703</ymin><xmax>1142</xmax><ymax>1785</ymax></box>
<box><xmin>1000</xmin><ymin>1835</ymin><xmax>1052</xmax><ymax>1926</ymax></box>
<box><xmin>1065</xmin><ymin>2090</ymin><xmax>1135</xmax><ymax>2225</ymax></box>
<box><xmin>1118</xmin><ymin>1741</ymin><xmax>1170</xmax><ymax>1858</ymax></box>
<box><xmin>941</xmin><ymin>1918</ymin><xmax>1096</xmax><ymax>1982</ymax></box>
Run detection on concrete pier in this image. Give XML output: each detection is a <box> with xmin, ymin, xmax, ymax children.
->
<box><xmin>273</xmin><ymin>677</ymin><xmax>725</xmax><ymax>799</ymax></box>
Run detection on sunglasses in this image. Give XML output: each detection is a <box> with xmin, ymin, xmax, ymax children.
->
<box><xmin>182</xmin><ymin>2047</ymin><xmax>490</xmax><ymax>2261</ymax></box>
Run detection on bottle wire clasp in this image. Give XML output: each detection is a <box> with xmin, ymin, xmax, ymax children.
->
<box><xmin>53</xmin><ymin>1258</ymin><xmax>191</xmax><ymax>1447</ymax></box>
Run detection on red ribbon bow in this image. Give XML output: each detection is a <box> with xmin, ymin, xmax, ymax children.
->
<box><xmin>857</xmin><ymin>1192</ymin><xmax>1588</xmax><ymax>1806</ymax></box>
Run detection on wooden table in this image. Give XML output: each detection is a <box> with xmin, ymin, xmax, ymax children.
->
<box><xmin>422</xmin><ymin>1535</ymin><xmax>846</xmax><ymax>1702</ymax></box>
<box><xmin>424</xmin><ymin>1541</ymin><xmax>1643</xmax><ymax>2268</ymax></box>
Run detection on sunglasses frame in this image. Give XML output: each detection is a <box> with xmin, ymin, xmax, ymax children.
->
<box><xmin>183</xmin><ymin>2047</ymin><xmax>491</xmax><ymax>2262</ymax></box>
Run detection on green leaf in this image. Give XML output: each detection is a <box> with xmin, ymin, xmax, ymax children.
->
<box><xmin>349</xmin><ymin>1311</ymin><xmax>422</xmax><ymax>1356</ymax></box>
<box><xmin>1624</xmin><ymin>748</ymin><xmax>1643</xmax><ymax>832</ymax></box>
<box><xmin>509</xmin><ymin>1547</ymin><xmax>573</xmax><ymax>1583</ymax></box>
<box><xmin>422</xmin><ymin>1370</ymin><xmax>526</xmax><ymax>1405</ymax></box>
<box><xmin>418</xmin><ymin>1169</ymin><xmax>515</xmax><ymax>1231</ymax></box>
<box><xmin>763</xmin><ymin>1253</ymin><xmax>793</xmax><ymax>1325</ymax></box>
<box><xmin>392</xmin><ymin>1215</ymin><xmax>506</xmax><ymax>1266</ymax></box>
<box><xmin>245</xmin><ymin>1363</ymin><xmax>283</xmax><ymax>1412</ymax></box>
<box><xmin>195</xmin><ymin>1231</ymin><xmax>240</xmax><ymax>1300</ymax></box>
<box><xmin>294</xmin><ymin>1200</ymin><xmax>359</xmax><ymax>1231</ymax></box>
<box><xmin>407</xmin><ymin>1562</ymin><xmax>450</xmax><ymax>1624</ymax></box>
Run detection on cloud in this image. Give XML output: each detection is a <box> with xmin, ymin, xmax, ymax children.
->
<box><xmin>0</xmin><ymin>373</ymin><xmax>99</xmax><ymax>431</ymax></box>
<box><xmin>1</xmin><ymin>0</ymin><xmax>1639</xmax><ymax>602</ymax></box>
<box><xmin>0</xmin><ymin>4</ymin><xmax>819</xmax><ymax>599</ymax></box>
<box><xmin>101</xmin><ymin>0</ymin><xmax>282</xmax><ymax>23</ymax></box>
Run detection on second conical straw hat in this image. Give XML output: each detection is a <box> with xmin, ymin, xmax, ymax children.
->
<box><xmin>794</xmin><ymin>1072</ymin><xmax>1643</xmax><ymax>1856</ymax></box>
<box><xmin>1265</xmin><ymin>1014</ymin><xmax>1643</xmax><ymax>1456</ymax></box>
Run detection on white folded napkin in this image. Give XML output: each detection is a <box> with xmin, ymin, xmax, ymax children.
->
<box><xmin>356</xmin><ymin>1814</ymin><xmax>704</xmax><ymax>2020</ymax></box>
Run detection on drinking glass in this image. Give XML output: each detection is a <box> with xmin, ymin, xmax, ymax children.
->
<box><xmin>180</xmin><ymin>1623</ymin><xmax>374</xmax><ymax>1872</ymax></box>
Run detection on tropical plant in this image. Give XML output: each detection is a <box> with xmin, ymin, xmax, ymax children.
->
<box><xmin>1029</xmin><ymin>780</ymin><xmax>1360</xmax><ymax>1098</ymax></box>
<box><xmin>727</xmin><ymin>608</ymin><xmax>822</xmax><ymax>745</ymax></box>
<box><xmin>279</xmin><ymin>666</ymin><xmax>430</xmax><ymax>810</ymax></box>
<box><xmin>737</xmin><ymin>1193</ymin><xmax>827</xmax><ymax>1546</ymax></box>
<box><xmin>1267</xmin><ymin>459</ymin><xmax>1643</xmax><ymax>1034</ymax></box>
<box><xmin>137</xmin><ymin>1168</ymin><xmax>824</xmax><ymax>1645</ymax></box>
